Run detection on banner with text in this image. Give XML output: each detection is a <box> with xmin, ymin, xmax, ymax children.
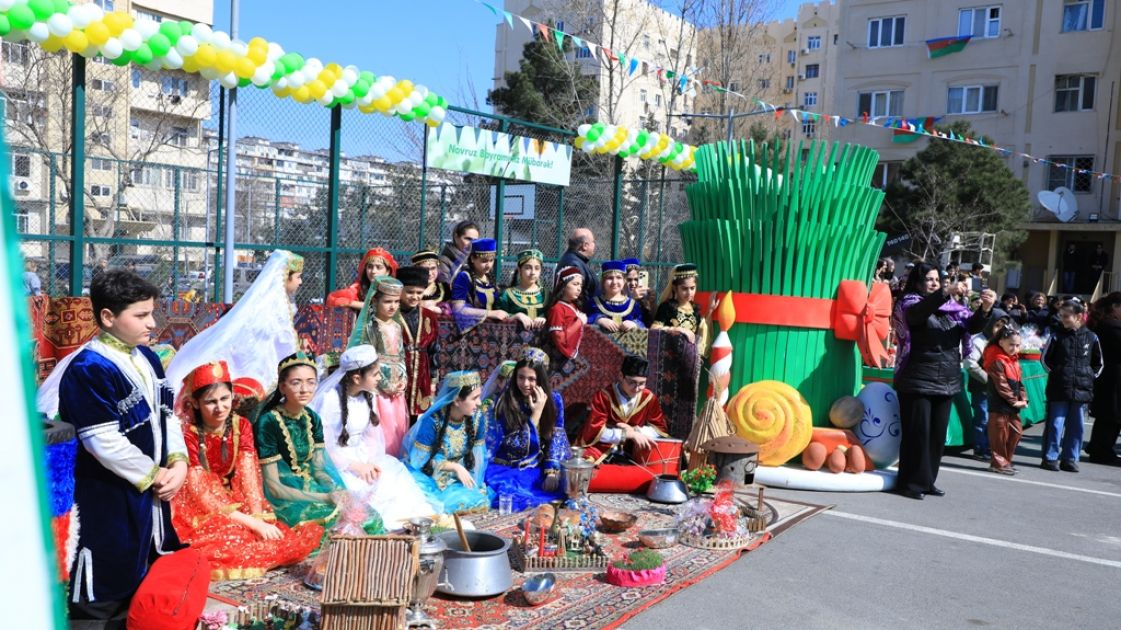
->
<box><xmin>426</xmin><ymin>124</ymin><xmax>572</xmax><ymax>187</ymax></box>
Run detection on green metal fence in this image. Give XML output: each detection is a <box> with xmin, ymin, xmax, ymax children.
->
<box><xmin>10</xmin><ymin>49</ymin><xmax>694</xmax><ymax>303</ymax></box>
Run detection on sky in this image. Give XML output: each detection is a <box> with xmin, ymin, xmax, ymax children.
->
<box><xmin>211</xmin><ymin>0</ymin><xmax>804</xmax><ymax>158</ymax></box>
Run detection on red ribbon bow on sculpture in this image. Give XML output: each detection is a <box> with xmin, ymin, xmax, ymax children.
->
<box><xmin>697</xmin><ymin>281</ymin><xmax>893</xmax><ymax>368</ymax></box>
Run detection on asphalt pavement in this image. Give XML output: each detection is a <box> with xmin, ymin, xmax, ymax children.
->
<box><xmin>624</xmin><ymin>420</ymin><xmax>1121</xmax><ymax>630</ymax></box>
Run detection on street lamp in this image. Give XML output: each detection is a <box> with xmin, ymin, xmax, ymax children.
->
<box><xmin>203</xmin><ymin>146</ymin><xmax>221</xmax><ymax>300</ymax></box>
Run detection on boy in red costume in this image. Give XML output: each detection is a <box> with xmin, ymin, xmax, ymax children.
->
<box><xmin>577</xmin><ymin>355</ymin><xmax>669</xmax><ymax>464</ymax></box>
<box><xmin>397</xmin><ymin>266</ymin><xmax>441</xmax><ymax>418</ymax></box>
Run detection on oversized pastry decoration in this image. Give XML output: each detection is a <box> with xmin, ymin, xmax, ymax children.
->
<box><xmin>727</xmin><ymin>380</ymin><xmax>812</xmax><ymax>466</ymax></box>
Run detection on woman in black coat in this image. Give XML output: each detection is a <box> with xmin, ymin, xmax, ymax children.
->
<box><xmin>1088</xmin><ymin>292</ymin><xmax>1121</xmax><ymax>464</ymax></box>
<box><xmin>891</xmin><ymin>263</ymin><xmax>996</xmax><ymax>499</ymax></box>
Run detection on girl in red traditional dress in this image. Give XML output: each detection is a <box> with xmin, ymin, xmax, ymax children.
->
<box><xmin>172</xmin><ymin>361</ymin><xmax>322</xmax><ymax>581</ymax></box>
<box><xmin>545</xmin><ymin>266</ymin><xmax>587</xmax><ymax>366</ymax></box>
<box><xmin>326</xmin><ymin>248</ymin><xmax>399</xmax><ymax>311</ymax></box>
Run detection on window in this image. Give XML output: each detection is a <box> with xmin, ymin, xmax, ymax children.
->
<box><xmin>129</xmin><ymin>117</ymin><xmax>142</xmax><ymax>139</ymax></box>
<box><xmin>89</xmin><ymin>184</ymin><xmax>111</xmax><ymax>197</ymax></box>
<box><xmin>805</xmin><ymin>64</ymin><xmax>820</xmax><ymax>79</ymax></box>
<box><xmin>759</xmin><ymin>79</ymin><xmax>770</xmax><ymax>90</ymax></box>
<box><xmin>802</xmin><ymin>120</ymin><xmax>816</xmax><ymax>138</ymax></box>
<box><xmin>2</xmin><ymin>41</ymin><xmax>31</xmax><ymax>65</ymax></box>
<box><xmin>162</xmin><ymin>76</ymin><xmax>189</xmax><ymax>97</ymax></box>
<box><xmin>858</xmin><ymin>90</ymin><xmax>904</xmax><ymax>117</ymax></box>
<box><xmin>643</xmin><ymin>34</ymin><xmax>651</xmax><ymax>49</ymax></box>
<box><xmin>1055</xmin><ymin>74</ymin><xmax>1096</xmax><ymax>111</ymax></box>
<box><xmin>807</xmin><ymin>36</ymin><xmax>821</xmax><ymax>50</ymax></box>
<box><xmin>639</xmin><ymin>89</ymin><xmax>648</xmax><ymax>103</ymax></box>
<box><xmin>134</xmin><ymin>9</ymin><xmax>163</xmax><ymax>22</ymax></box>
<box><xmin>130</xmin><ymin>165</ymin><xmax>172</xmax><ymax>188</ymax></box>
<box><xmin>131</xmin><ymin>68</ymin><xmax>141</xmax><ymax>88</ymax></box>
<box><xmin>871</xmin><ymin>162</ymin><xmax>902</xmax><ymax>189</ymax></box>
<box><xmin>868</xmin><ymin>16</ymin><xmax>906</xmax><ymax>48</ymax></box>
<box><xmin>803</xmin><ymin>91</ymin><xmax>818</xmax><ymax>107</ymax></box>
<box><xmin>1047</xmin><ymin>156</ymin><xmax>1094</xmax><ymax>192</ymax></box>
<box><xmin>94</xmin><ymin>0</ymin><xmax>114</xmax><ymax>9</ymax></box>
<box><xmin>90</xmin><ymin>79</ymin><xmax>114</xmax><ymax>92</ymax></box>
<box><xmin>90</xmin><ymin>157</ymin><xmax>113</xmax><ymax>172</ymax></box>
<box><xmin>947</xmin><ymin>85</ymin><xmax>998</xmax><ymax>114</ymax></box>
<box><xmin>183</xmin><ymin>172</ymin><xmax>200</xmax><ymax>192</ymax></box>
<box><xmin>14</xmin><ymin>209</ymin><xmax>28</xmax><ymax>233</ymax></box>
<box><xmin>959</xmin><ymin>7</ymin><xmax>1001</xmax><ymax>38</ymax></box>
<box><xmin>728</xmin><ymin>82</ymin><xmax>740</xmax><ymax>92</ymax></box>
<box><xmin>1062</xmin><ymin>0</ymin><xmax>1105</xmax><ymax>31</ymax></box>
<box><xmin>90</xmin><ymin>132</ymin><xmax>110</xmax><ymax>145</ymax></box>
<box><xmin>555</xmin><ymin>20</ymin><xmax>564</xmax><ymax>32</ymax></box>
<box><xmin>90</xmin><ymin>104</ymin><xmax>114</xmax><ymax>118</ymax></box>
<box><xmin>4</xmin><ymin>91</ymin><xmax>43</xmax><ymax>125</ymax></box>
<box><xmin>787</xmin><ymin>49</ymin><xmax>796</xmax><ymax>64</ymax></box>
<box><xmin>654</xmin><ymin>94</ymin><xmax>662</xmax><ymax>108</ymax></box>
<box><xmin>757</xmin><ymin>53</ymin><xmax>771</xmax><ymax>64</ymax></box>
<box><xmin>12</xmin><ymin>155</ymin><xmax>31</xmax><ymax>177</ymax></box>
<box><xmin>576</xmin><ymin>47</ymin><xmax>591</xmax><ymax>59</ymax></box>
<box><xmin>785</xmin><ymin>76</ymin><xmax>795</xmax><ymax>90</ymax></box>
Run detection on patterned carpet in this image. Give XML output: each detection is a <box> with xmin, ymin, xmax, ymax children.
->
<box><xmin>207</xmin><ymin>492</ymin><xmax>829</xmax><ymax>630</ymax></box>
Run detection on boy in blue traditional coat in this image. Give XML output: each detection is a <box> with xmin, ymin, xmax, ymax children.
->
<box><xmin>60</xmin><ymin>270</ymin><xmax>188</xmax><ymax>626</ymax></box>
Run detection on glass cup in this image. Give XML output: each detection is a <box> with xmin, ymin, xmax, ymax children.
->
<box><xmin>498</xmin><ymin>494</ymin><xmax>513</xmax><ymax>515</ymax></box>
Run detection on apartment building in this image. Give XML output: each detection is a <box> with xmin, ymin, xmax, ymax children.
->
<box><xmin>5</xmin><ymin>0</ymin><xmax>214</xmax><ymax>270</ymax></box>
<box><xmin>494</xmin><ymin>0</ymin><xmax>697</xmax><ymax>139</ymax></box>
<box><xmin>834</xmin><ymin>0</ymin><xmax>1121</xmax><ymax>293</ymax></box>
<box><xmin>692</xmin><ymin>1</ymin><xmax>839</xmax><ymax>143</ymax></box>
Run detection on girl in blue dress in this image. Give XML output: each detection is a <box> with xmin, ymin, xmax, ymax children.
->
<box><xmin>450</xmin><ymin>238</ymin><xmax>510</xmax><ymax>333</ymax></box>
<box><xmin>485</xmin><ymin>347</ymin><xmax>571</xmax><ymax>511</ymax></box>
<box><xmin>588</xmin><ymin>260</ymin><xmax>646</xmax><ymax>332</ymax></box>
<box><xmin>402</xmin><ymin>371</ymin><xmax>493</xmax><ymax>513</ymax></box>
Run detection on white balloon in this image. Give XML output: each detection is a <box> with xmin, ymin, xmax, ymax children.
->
<box><xmin>257</xmin><ymin>61</ymin><xmax>274</xmax><ymax>80</ymax></box>
<box><xmin>191</xmin><ymin>23</ymin><xmax>213</xmax><ymax>44</ymax></box>
<box><xmin>231</xmin><ymin>39</ymin><xmax>248</xmax><ymax>57</ymax></box>
<box><xmin>101</xmin><ymin>38</ymin><xmax>123</xmax><ymax>59</ymax></box>
<box><xmin>379</xmin><ymin>76</ymin><xmax>396</xmax><ymax>88</ymax></box>
<box><xmin>317</xmin><ymin>92</ymin><xmax>334</xmax><ymax>106</ymax></box>
<box><xmin>429</xmin><ymin>106</ymin><xmax>446</xmax><ymax>123</ymax></box>
<box><xmin>175</xmin><ymin>35</ymin><xmax>198</xmax><ymax>57</ymax></box>
<box><xmin>368</xmin><ymin>85</ymin><xmax>387</xmax><ymax>100</ymax></box>
<box><xmin>357</xmin><ymin>94</ymin><xmax>373</xmax><ymax>107</ymax></box>
<box><xmin>0</xmin><ymin>0</ymin><xmax>16</xmax><ymax>11</ymax></box>
<box><xmin>199</xmin><ymin>67</ymin><xmax>219</xmax><ymax>81</ymax></box>
<box><xmin>413</xmin><ymin>85</ymin><xmax>428</xmax><ymax>100</ymax></box>
<box><xmin>120</xmin><ymin>29</ymin><xmax>142</xmax><ymax>51</ymax></box>
<box><xmin>301</xmin><ymin>66</ymin><xmax>318</xmax><ymax>83</ymax></box>
<box><xmin>274</xmin><ymin>76</ymin><xmax>289</xmax><ymax>90</ymax></box>
<box><xmin>251</xmin><ymin>67</ymin><xmax>271</xmax><ymax>86</ymax></box>
<box><xmin>163</xmin><ymin>48</ymin><xmax>183</xmax><ymax>69</ymax></box>
<box><xmin>210</xmin><ymin>30</ymin><xmax>231</xmax><ymax>50</ymax></box>
<box><xmin>219</xmin><ymin>71</ymin><xmax>238</xmax><ymax>89</ymax></box>
<box><xmin>83</xmin><ymin>5</ymin><xmax>105</xmax><ymax>26</ymax></box>
<box><xmin>47</xmin><ymin>14</ymin><xmax>73</xmax><ymax>38</ymax></box>
<box><xmin>341</xmin><ymin>68</ymin><xmax>358</xmax><ymax>85</ymax></box>
<box><xmin>134</xmin><ymin>19</ymin><xmax>160</xmax><ymax>39</ymax></box>
<box><xmin>27</xmin><ymin>23</ymin><xmax>50</xmax><ymax>44</ymax></box>
<box><xmin>330</xmin><ymin>80</ymin><xmax>348</xmax><ymax>97</ymax></box>
<box><xmin>266</xmin><ymin>42</ymin><xmax>284</xmax><ymax>61</ymax></box>
<box><xmin>144</xmin><ymin>60</ymin><xmax>163</xmax><ymax>72</ymax></box>
<box><xmin>286</xmin><ymin>72</ymin><xmax>306</xmax><ymax>88</ymax></box>
<box><xmin>81</xmin><ymin>45</ymin><xmax>99</xmax><ymax>58</ymax></box>
<box><xmin>68</xmin><ymin>7</ymin><xmax>93</xmax><ymax>29</ymax></box>
<box><xmin>577</xmin><ymin>124</ymin><xmax>591</xmax><ymax>136</ymax></box>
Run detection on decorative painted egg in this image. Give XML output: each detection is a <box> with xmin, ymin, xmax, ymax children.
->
<box><xmin>829</xmin><ymin>396</ymin><xmax>864</xmax><ymax>429</ymax></box>
<box><xmin>854</xmin><ymin>382</ymin><xmax>902</xmax><ymax>468</ymax></box>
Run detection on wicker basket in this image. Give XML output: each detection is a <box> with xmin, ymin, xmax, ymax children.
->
<box><xmin>320</xmin><ymin>535</ymin><xmax>419</xmax><ymax>630</ymax></box>
<box><xmin>678</xmin><ymin>531</ymin><xmax>759</xmax><ymax>550</ymax></box>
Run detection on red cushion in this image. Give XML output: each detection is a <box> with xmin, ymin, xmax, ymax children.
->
<box><xmin>127</xmin><ymin>549</ymin><xmax>211</xmax><ymax>630</ymax></box>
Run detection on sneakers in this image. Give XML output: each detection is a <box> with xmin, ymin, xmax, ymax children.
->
<box><xmin>1060</xmin><ymin>460</ymin><xmax>1080</xmax><ymax>473</ymax></box>
<box><xmin>1040</xmin><ymin>460</ymin><xmax>1060</xmax><ymax>471</ymax></box>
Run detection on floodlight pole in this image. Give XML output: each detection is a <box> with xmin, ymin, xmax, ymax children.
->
<box><xmin>222</xmin><ymin>0</ymin><xmax>239</xmax><ymax>303</ymax></box>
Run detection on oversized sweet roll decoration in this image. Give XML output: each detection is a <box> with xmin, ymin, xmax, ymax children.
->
<box><xmin>520</xmin><ymin>346</ymin><xmax>550</xmax><ymax>369</ymax></box>
<box><xmin>727</xmin><ymin>380</ymin><xmax>813</xmax><ymax>466</ymax></box>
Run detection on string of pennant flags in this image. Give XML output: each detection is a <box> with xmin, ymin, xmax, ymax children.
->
<box><xmin>474</xmin><ymin>0</ymin><xmax>709</xmax><ymax>95</ymax></box>
<box><xmin>754</xmin><ymin>99</ymin><xmax>1119</xmax><ymax>183</ymax></box>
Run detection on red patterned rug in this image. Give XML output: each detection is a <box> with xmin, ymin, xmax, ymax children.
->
<box><xmin>207</xmin><ymin>492</ymin><xmax>828</xmax><ymax>629</ymax></box>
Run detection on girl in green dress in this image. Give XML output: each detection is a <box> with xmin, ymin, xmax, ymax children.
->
<box><xmin>498</xmin><ymin>248</ymin><xmax>548</xmax><ymax>330</ymax></box>
<box><xmin>254</xmin><ymin>352</ymin><xmax>383</xmax><ymax>532</ymax></box>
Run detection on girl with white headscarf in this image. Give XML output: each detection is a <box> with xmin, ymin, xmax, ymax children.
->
<box><xmin>310</xmin><ymin>345</ymin><xmax>436</xmax><ymax>529</ymax></box>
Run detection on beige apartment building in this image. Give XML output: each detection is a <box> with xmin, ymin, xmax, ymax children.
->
<box><xmin>494</xmin><ymin>0</ymin><xmax>697</xmax><ymax>141</ymax></box>
<box><xmin>5</xmin><ymin>0</ymin><xmax>214</xmax><ymax>275</ymax></box>
<box><xmin>692</xmin><ymin>1</ymin><xmax>840</xmax><ymax>143</ymax></box>
<box><xmin>834</xmin><ymin>0</ymin><xmax>1121</xmax><ymax>295</ymax></box>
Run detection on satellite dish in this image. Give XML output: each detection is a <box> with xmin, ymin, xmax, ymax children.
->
<box><xmin>1038</xmin><ymin>187</ymin><xmax>1079</xmax><ymax>222</ymax></box>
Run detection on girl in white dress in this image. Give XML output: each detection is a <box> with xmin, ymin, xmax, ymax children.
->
<box><xmin>311</xmin><ymin>345</ymin><xmax>436</xmax><ymax>529</ymax></box>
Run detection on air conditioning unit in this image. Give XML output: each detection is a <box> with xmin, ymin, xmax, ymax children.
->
<box><xmin>169</xmin><ymin>94</ymin><xmax>181</xmax><ymax>104</ymax></box>
<box><xmin>801</xmin><ymin>48</ymin><xmax>810</xmax><ymax>55</ymax></box>
<box><xmin>11</xmin><ymin>178</ymin><xmax>31</xmax><ymax>196</ymax></box>
<box><xmin>782</xmin><ymin>88</ymin><xmax>792</xmax><ymax>94</ymax></box>
<box><xmin>798</xmin><ymin>73</ymin><xmax>806</xmax><ymax>81</ymax></box>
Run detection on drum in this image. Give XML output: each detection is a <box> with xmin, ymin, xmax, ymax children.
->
<box><xmin>631</xmin><ymin>439</ymin><xmax>682</xmax><ymax>477</ymax></box>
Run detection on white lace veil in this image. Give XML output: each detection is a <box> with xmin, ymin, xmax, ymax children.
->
<box><xmin>165</xmin><ymin>249</ymin><xmax>301</xmax><ymax>396</ymax></box>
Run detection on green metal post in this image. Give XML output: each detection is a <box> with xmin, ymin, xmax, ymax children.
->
<box><xmin>47</xmin><ymin>154</ymin><xmax>57</xmax><ymax>295</ymax></box>
<box><xmin>637</xmin><ymin>177</ymin><xmax>649</xmax><ymax>259</ymax></box>
<box><xmin>611</xmin><ymin>155</ymin><xmax>623</xmax><ymax>260</ymax></box>
<box><xmin>419</xmin><ymin>125</ymin><xmax>429</xmax><ymax>250</ymax></box>
<box><xmin>494</xmin><ymin>120</ymin><xmax>509</xmax><ymax>265</ymax></box>
<box><xmin>359</xmin><ymin>186</ymin><xmax>369</xmax><ymax>243</ymax></box>
<box><xmin>655</xmin><ymin>167</ymin><xmax>667</xmax><ymax>262</ymax></box>
<box><xmin>325</xmin><ymin>106</ymin><xmax>342</xmax><ymax>301</ymax></box>
<box><xmin>212</xmin><ymin>87</ymin><xmax>225</xmax><ymax>302</ymax></box>
<box><xmin>437</xmin><ymin>184</ymin><xmax>447</xmax><ymax>243</ymax></box>
<box><xmin>172</xmin><ymin>168</ymin><xmax>181</xmax><ymax>293</ymax></box>
<box><xmin>68</xmin><ymin>54</ymin><xmax>86</xmax><ymax>296</ymax></box>
<box><xmin>273</xmin><ymin>177</ymin><xmax>281</xmax><ymax>245</ymax></box>
<box><xmin>555</xmin><ymin>186</ymin><xmax>565</xmax><ymax>259</ymax></box>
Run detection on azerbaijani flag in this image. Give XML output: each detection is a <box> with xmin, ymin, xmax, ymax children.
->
<box><xmin>926</xmin><ymin>35</ymin><xmax>971</xmax><ymax>58</ymax></box>
<box><xmin>892</xmin><ymin>116</ymin><xmax>940</xmax><ymax>143</ymax></box>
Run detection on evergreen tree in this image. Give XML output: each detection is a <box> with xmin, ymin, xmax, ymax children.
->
<box><xmin>883</xmin><ymin>121</ymin><xmax>1029</xmax><ymax>262</ymax></box>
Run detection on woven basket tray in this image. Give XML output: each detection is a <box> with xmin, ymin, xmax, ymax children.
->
<box><xmin>678</xmin><ymin>531</ymin><xmax>759</xmax><ymax>550</ymax></box>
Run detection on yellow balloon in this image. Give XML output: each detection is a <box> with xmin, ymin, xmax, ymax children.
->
<box><xmin>42</xmin><ymin>36</ymin><xmax>65</xmax><ymax>53</ymax></box>
<box><xmin>272</xmin><ymin>86</ymin><xmax>291</xmax><ymax>98</ymax></box>
<box><xmin>181</xmin><ymin>57</ymin><xmax>198</xmax><ymax>73</ymax></box>
<box><xmin>293</xmin><ymin>86</ymin><xmax>311</xmax><ymax>103</ymax></box>
<box><xmin>306</xmin><ymin>80</ymin><xmax>326</xmax><ymax>99</ymax></box>
<box><xmin>396</xmin><ymin>80</ymin><xmax>413</xmax><ymax>94</ymax></box>
<box><xmin>64</xmin><ymin>31</ymin><xmax>89</xmax><ymax>53</ymax></box>
<box><xmin>325</xmin><ymin>63</ymin><xmax>343</xmax><ymax>76</ymax></box>
<box><xmin>426</xmin><ymin>118</ymin><xmax>440</xmax><ymax>128</ymax></box>
<box><xmin>574</xmin><ymin>137</ymin><xmax>585</xmax><ymax>149</ymax></box>
<box><xmin>85</xmin><ymin>22</ymin><xmax>110</xmax><ymax>46</ymax></box>
<box><xmin>103</xmin><ymin>12</ymin><xmax>129</xmax><ymax>35</ymax></box>
<box><xmin>234</xmin><ymin>57</ymin><xmax>256</xmax><ymax>79</ymax></box>
<box><xmin>247</xmin><ymin>47</ymin><xmax>267</xmax><ymax>65</ymax></box>
<box><xmin>358</xmin><ymin>103</ymin><xmax>376</xmax><ymax>114</ymax></box>
<box><xmin>248</xmin><ymin>37</ymin><xmax>268</xmax><ymax>51</ymax></box>
<box><xmin>215</xmin><ymin>50</ymin><xmax>237</xmax><ymax>74</ymax></box>
<box><xmin>317</xmin><ymin>69</ymin><xmax>336</xmax><ymax>86</ymax></box>
<box><xmin>372</xmin><ymin>96</ymin><xmax>392</xmax><ymax>112</ymax></box>
<box><xmin>386</xmin><ymin>87</ymin><xmax>404</xmax><ymax>104</ymax></box>
<box><xmin>194</xmin><ymin>44</ymin><xmax>216</xmax><ymax>69</ymax></box>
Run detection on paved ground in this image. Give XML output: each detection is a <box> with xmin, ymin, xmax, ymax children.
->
<box><xmin>626</xmin><ymin>420</ymin><xmax>1121</xmax><ymax>630</ymax></box>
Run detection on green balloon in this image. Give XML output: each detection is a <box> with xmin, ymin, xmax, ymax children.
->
<box><xmin>271</xmin><ymin>68</ymin><xmax>284</xmax><ymax>80</ymax></box>
<box><xmin>147</xmin><ymin>33</ymin><xmax>171</xmax><ymax>57</ymax></box>
<box><xmin>437</xmin><ymin>96</ymin><xmax>448</xmax><ymax>108</ymax></box>
<box><xmin>425</xmin><ymin>93</ymin><xmax>438</xmax><ymax>106</ymax></box>
<box><xmin>337</xmin><ymin>92</ymin><xmax>354</xmax><ymax>105</ymax></box>
<box><xmin>352</xmin><ymin>81</ymin><xmax>369</xmax><ymax>98</ymax></box>
<box><xmin>0</xmin><ymin>15</ymin><xmax>10</xmax><ymax>36</ymax></box>
<box><xmin>238</xmin><ymin>77</ymin><xmax>251</xmax><ymax>88</ymax></box>
<box><xmin>7</xmin><ymin>5</ymin><xmax>35</xmax><ymax>30</ymax></box>
<box><xmin>111</xmin><ymin>51</ymin><xmax>131</xmax><ymax>66</ymax></box>
<box><xmin>636</xmin><ymin>130</ymin><xmax>649</xmax><ymax>147</ymax></box>
<box><xmin>51</xmin><ymin>0</ymin><xmax>68</xmax><ymax>14</ymax></box>
<box><xmin>359</xmin><ymin>70</ymin><xmax>375</xmax><ymax>84</ymax></box>
<box><xmin>412</xmin><ymin>103</ymin><xmax>430</xmax><ymax>118</ymax></box>
<box><xmin>131</xmin><ymin>43</ymin><xmax>153</xmax><ymax>66</ymax></box>
<box><xmin>27</xmin><ymin>0</ymin><xmax>54</xmax><ymax>21</ymax></box>
<box><xmin>288</xmin><ymin>53</ymin><xmax>304</xmax><ymax>69</ymax></box>
<box><xmin>159</xmin><ymin>22</ymin><xmax>181</xmax><ymax>43</ymax></box>
<box><xmin>398</xmin><ymin>112</ymin><xmax>416</xmax><ymax>122</ymax></box>
<box><xmin>179</xmin><ymin>21</ymin><xmax>194</xmax><ymax>36</ymax></box>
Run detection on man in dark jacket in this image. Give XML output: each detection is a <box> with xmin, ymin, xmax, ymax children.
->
<box><xmin>556</xmin><ymin>228</ymin><xmax>597</xmax><ymax>303</ymax></box>
<box><xmin>1039</xmin><ymin>299</ymin><xmax>1104</xmax><ymax>472</ymax></box>
<box><xmin>1088</xmin><ymin>295</ymin><xmax>1121</xmax><ymax>463</ymax></box>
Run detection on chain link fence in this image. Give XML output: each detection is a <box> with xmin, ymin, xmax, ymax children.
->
<box><xmin>8</xmin><ymin>46</ymin><xmax>693</xmax><ymax>301</ymax></box>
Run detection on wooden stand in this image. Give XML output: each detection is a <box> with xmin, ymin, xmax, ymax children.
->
<box><xmin>320</xmin><ymin>535</ymin><xmax>419</xmax><ymax>630</ymax></box>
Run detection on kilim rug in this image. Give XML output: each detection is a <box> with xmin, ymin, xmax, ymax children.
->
<box><xmin>207</xmin><ymin>492</ymin><xmax>829</xmax><ymax>630</ymax></box>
